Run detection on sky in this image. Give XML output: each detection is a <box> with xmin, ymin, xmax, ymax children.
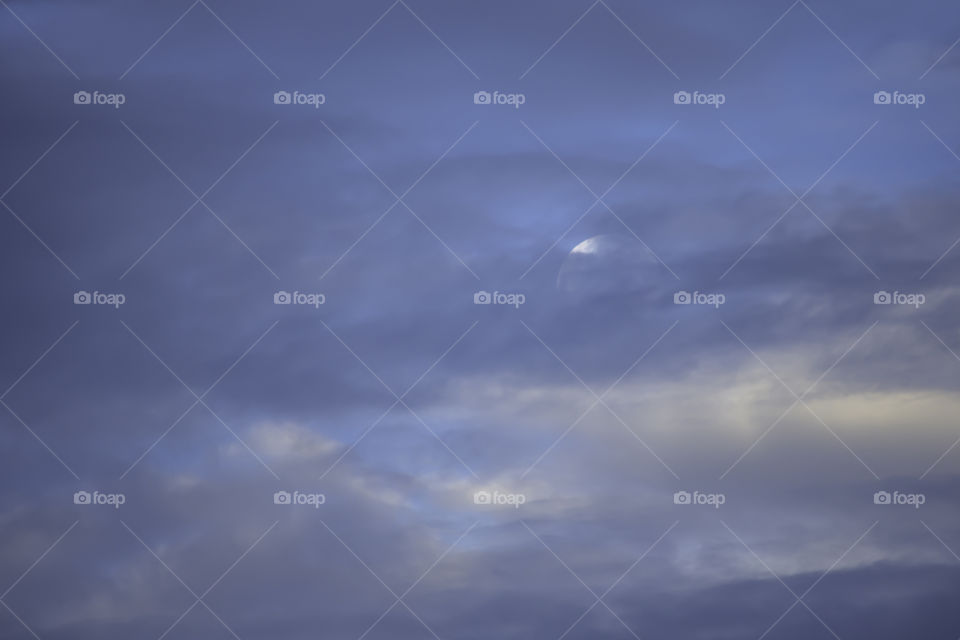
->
<box><xmin>2</xmin><ymin>0</ymin><xmax>960</xmax><ymax>638</ymax></box>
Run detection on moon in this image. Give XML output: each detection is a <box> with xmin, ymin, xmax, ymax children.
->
<box><xmin>556</xmin><ymin>234</ymin><xmax>662</xmax><ymax>297</ymax></box>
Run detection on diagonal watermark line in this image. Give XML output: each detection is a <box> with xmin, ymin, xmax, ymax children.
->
<box><xmin>124</xmin><ymin>519</ymin><xmax>277</xmax><ymax>640</ymax></box>
<box><xmin>519</xmin><ymin>120</ymin><xmax>680</xmax><ymax>279</ymax></box>
<box><xmin>920</xmin><ymin>34</ymin><xmax>960</xmax><ymax>80</ymax></box>
<box><xmin>720</xmin><ymin>0</ymin><xmax>800</xmax><ymax>80</ymax></box>
<box><xmin>921</xmin><ymin>233</ymin><xmax>960</xmax><ymax>281</ymax></box>
<box><xmin>0</xmin><ymin>201</ymin><xmax>81</xmax><ymax>279</ymax></box>
<box><xmin>2</xmin><ymin>121</ymin><xmax>79</xmax><ymax>200</ymax></box>
<box><xmin>201</xmin><ymin>203</ymin><xmax>281</xmax><ymax>279</ymax></box>
<box><xmin>318</xmin><ymin>320</ymin><xmax>479</xmax><ymax>479</ymax></box>
<box><xmin>318</xmin><ymin>0</ymin><xmax>476</xmax><ymax>81</ymax></box>
<box><xmin>918</xmin><ymin>121</ymin><xmax>960</xmax><ymax>279</ymax></box>
<box><xmin>319</xmin><ymin>121</ymin><xmax>396</xmax><ymax>198</ymax></box>
<box><xmin>320</xmin><ymin>322</ymin><xmax>480</xmax><ymax>479</ymax></box>
<box><xmin>198</xmin><ymin>0</ymin><xmax>279</xmax><ymax>79</ymax></box>
<box><xmin>799</xmin><ymin>199</ymin><xmax>880</xmax><ymax>279</ymax></box>
<box><xmin>319</xmin><ymin>0</ymin><xmax>400</xmax><ymax>79</ymax></box>
<box><xmin>798</xmin><ymin>1</ymin><xmax>878</xmax><ymax>79</ymax></box>
<box><xmin>921</xmin><ymin>521</ymin><xmax>960</xmax><ymax>563</ymax></box>
<box><xmin>719</xmin><ymin>201</ymin><xmax>800</xmax><ymax>282</ymax></box>
<box><xmin>119</xmin><ymin>120</ymin><xmax>204</xmax><ymax>198</ymax></box>
<box><xmin>555</xmin><ymin>520</ymin><xmax>679</xmax><ymax>640</ymax></box>
<box><xmin>202</xmin><ymin>121</ymin><xmax>281</xmax><ymax>197</ymax></box>
<box><xmin>720</xmin><ymin>120</ymin><xmax>798</xmax><ymax>196</ymax></box>
<box><xmin>320</xmin><ymin>520</ymin><xmax>442</xmax><ymax>640</ymax></box>
<box><xmin>0</xmin><ymin>321</ymin><xmax>81</xmax><ymax>479</ymax></box>
<box><xmin>726</xmin><ymin>520</ymin><xmax>876</xmax><ymax>640</ymax></box>
<box><xmin>0</xmin><ymin>600</ymin><xmax>41</xmax><ymax>640</ymax></box>
<box><xmin>2</xmin><ymin>321</ymin><xmax>78</xmax><ymax>400</ymax></box>
<box><xmin>719</xmin><ymin>120</ymin><xmax>879</xmax><ymax>280</ymax></box>
<box><xmin>119</xmin><ymin>120</ymin><xmax>280</xmax><ymax>280</ymax></box>
<box><xmin>598</xmin><ymin>0</ymin><xmax>679</xmax><ymax>79</ymax></box>
<box><xmin>520</xmin><ymin>121</ymin><xmax>607</xmax><ymax>208</ymax></box>
<box><xmin>755</xmin><ymin>523</ymin><xmax>876</xmax><ymax>640</ymax></box>
<box><xmin>319</xmin><ymin>120</ymin><xmax>480</xmax><ymax>281</ymax></box>
<box><xmin>319</xmin><ymin>403</ymin><xmax>396</xmax><ymax>480</ymax></box>
<box><xmin>719</xmin><ymin>320</ymin><xmax>879</xmax><ymax>480</ymax></box>
<box><xmin>922</xmin><ymin>318</ymin><xmax>960</xmax><ymax>364</ymax></box>
<box><xmin>520</xmin><ymin>0</ymin><xmax>677</xmax><ymax>80</ymax></box>
<box><xmin>398</xmin><ymin>0</ymin><xmax>478</xmax><ymax>79</ymax></box>
<box><xmin>522</xmin><ymin>521</ymin><xmax>644</xmax><ymax>640</ymax></box>
<box><xmin>519</xmin><ymin>119</ymin><xmax>678</xmax><ymax>280</ymax></box>
<box><xmin>0</xmin><ymin>121</ymin><xmax>82</xmax><ymax>279</ymax></box>
<box><xmin>120</xmin><ymin>0</ymin><xmax>200</xmax><ymax>79</ymax></box>
<box><xmin>0</xmin><ymin>0</ymin><xmax>79</xmax><ymax>78</ymax></box>
<box><xmin>520</xmin><ymin>321</ymin><xmax>597</xmax><ymax>396</ymax></box>
<box><xmin>719</xmin><ymin>0</ymin><xmax>877</xmax><ymax>81</ymax></box>
<box><xmin>201</xmin><ymin>521</ymin><xmax>279</xmax><ymax>596</ymax></box>
<box><xmin>519</xmin><ymin>319</ymin><xmax>680</xmax><ymax>479</ymax></box>
<box><xmin>0</xmin><ymin>521</ymin><xmax>78</xmax><ymax>640</ymax></box>
<box><xmin>719</xmin><ymin>118</ymin><xmax>878</xmax><ymax>280</ymax></box>
<box><xmin>0</xmin><ymin>400</ymin><xmax>80</xmax><ymax>480</ymax></box>
<box><xmin>317</xmin><ymin>205</ymin><xmax>395</xmax><ymax>282</ymax></box>
<box><xmin>119</xmin><ymin>321</ymin><xmax>280</xmax><ymax>479</ymax></box>
<box><xmin>119</xmin><ymin>0</ymin><xmax>277</xmax><ymax>80</ymax></box>
<box><xmin>403</xmin><ymin>205</ymin><xmax>481</xmax><ymax>279</ymax></box>
<box><xmin>806</xmin><ymin>121</ymin><xmax>880</xmax><ymax>195</ymax></box>
<box><xmin>520</xmin><ymin>320</ymin><xmax>679</xmax><ymax>479</ymax></box>
<box><xmin>802</xmin><ymin>521</ymin><xmax>877</xmax><ymax>596</ymax></box>
<box><xmin>322</xmin><ymin>519</ymin><xmax>478</xmax><ymax>640</ymax></box>
<box><xmin>721</xmin><ymin>520</ymin><xmax>844</xmax><ymax>640</ymax></box>
<box><xmin>521</xmin><ymin>0</ymin><xmax>600</xmax><ymax>79</ymax></box>
<box><xmin>1</xmin><ymin>520</ymin><xmax>78</xmax><ymax>600</ymax></box>
<box><xmin>919</xmin><ymin>321</ymin><xmax>960</xmax><ymax>479</ymax></box>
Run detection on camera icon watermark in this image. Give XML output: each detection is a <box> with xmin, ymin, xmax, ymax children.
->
<box><xmin>273</xmin><ymin>90</ymin><xmax>325</xmax><ymax>108</ymax></box>
<box><xmin>873</xmin><ymin>291</ymin><xmax>924</xmax><ymax>308</ymax></box>
<box><xmin>73</xmin><ymin>90</ymin><xmax>126</xmax><ymax>109</ymax></box>
<box><xmin>273</xmin><ymin>490</ymin><xmax>325</xmax><ymax>508</ymax></box>
<box><xmin>873</xmin><ymin>490</ymin><xmax>925</xmax><ymax>509</ymax></box>
<box><xmin>274</xmin><ymin>291</ymin><xmax>325</xmax><ymax>308</ymax></box>
<box><xmin>73</xmin><ymin>490</ymin><xmax>126</xmax><ymax>508</ymax></box>
<box><xmin>473</xmin><ymin>490</ymin><xmax>526</xmax><ymax>508</ymax></box>
<box><xmin>873</xmin><ymin>90</ymin><xmax>925</xmax><ymax>108</ymax></box>
<box><xmin>673</xmin><ymin>90</ymin><xmax>725</xmax><ymax>108</ymax></box>
<box><xmin>473</xmin><ymin>90</ymin><xmax>525</xmax><ymax>109</ymax></box>
<box><xmin>673</xmin><ymin>291</ymin><xmax>725</xmax><ymax>308</ymax></box>
<box><xmin>473</xmin><ymin>290</ymin><xmax>525</xmax><ymax>308</ymax></box>
<box><xmin>673</xmin><ymin>490</ymin><xmax>725</xmax><ymax>508</ymax></box>
<box><xmin>74</xmin><ymin>290</ymin><xmax>126</xmax><ymax>308</ymax></box>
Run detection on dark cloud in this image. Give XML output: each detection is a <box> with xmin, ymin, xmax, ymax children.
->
<box><xmin>2</xmin><ymin>0</ymin><xmax>960</xmax><ymax>638</ymax></box>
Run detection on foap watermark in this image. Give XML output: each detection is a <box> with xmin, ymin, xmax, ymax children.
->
<box><xmin>473</xmin><ymin>90</ymin><xmax>526</xmax><ymax>109</ymax></box>
<box><xmin>274</xmin><ymin>291</ymin><xmax>325</xmax><ymax>308</ymax></box>
<box><xmin>473</xmin><ymin>490</ymin><xmax>526</xmax><ymax>508</ymax></box>
<box><xmin>874</xmin><ymin>490</ymin><xmax>925</xmax><ymax>509</ymax></box>
<box><xmin>273</xmin><ymin>90</ymin><xmax>325</xmax><ymax>108</ymax></box>
<box><xmin>674</xmin><ymin>291</ymin><xmax>725</xmax><ymax>308</ymax></box>
<box><xmin>73</xmin><ymin>490</ymin><xmax>126</xmax><ymax>508</ymax></box>
<box><xmin>73</xmin><ymin>90</ymin><xmax>126</xmax><ymax>109</ymax></box>
<box><xmin>873</xmin><ymin>90</ymin><xmax>925</xmax><ymax>108</ymax></box>
<box><xmin>474</xmin><ymin>290</ymin><xmax>525</xmax><ymax>308</ymax></box>
<box><xmin>273</xmin><ymin>490</ymin><xmax>325</xmax><ymax>508</ymax></box>
<box><xmin>673</xmin><ymin>90</ymin><xmax>725</xmax><ymax>108</ymax></box>
<box><xmin>874</xmin><ymin>291</ymin><xmax>925</xmax><ymax>308</ymax></box>
<box><xmin>74</xmin><ymin>290</ymin><xmax>126</xmax><ymax>308</ymax></box>
<box><xmin>673</xmin><ymin>490</ymin><xmax>726</xmax><ymax>508</ymax></box>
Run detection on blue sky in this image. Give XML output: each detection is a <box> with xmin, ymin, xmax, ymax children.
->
<box><xmin>2</xmin><ymin>1</ymin><xmax>960</xmax><ymax>638</ymax></box>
